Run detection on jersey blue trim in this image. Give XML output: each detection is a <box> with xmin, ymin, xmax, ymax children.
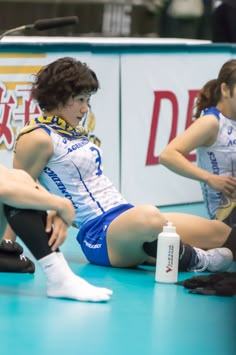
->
<box><xmin>203</xmin><ymin>106</ymin><xmax>220</xmax><ymax>120</ymax></box>
<box><xmin>34</xmin><ymin>125</ymin><xmax>51</xmax><ymax>135</ymax></box>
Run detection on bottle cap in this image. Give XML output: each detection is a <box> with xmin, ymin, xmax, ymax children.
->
<box><xmin>163</xmin><ymin>221</ymin><xmax>176</xmax><ymax>233</ymax></box>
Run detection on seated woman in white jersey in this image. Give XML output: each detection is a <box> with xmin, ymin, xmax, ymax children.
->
<box><xmin>3</xmin><ymin>57</ymin><xmax>235</xmax><ymax>274</ymax></box>
<box><xmin>160</xmin><ymin>59</ymin><xmax>236</xmax><ymax>259</ymax></box>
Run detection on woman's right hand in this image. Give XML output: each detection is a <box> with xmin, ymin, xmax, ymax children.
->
<box><xmin>207</xmin><ymin>174</ymin><xmax>236</xmax><ymax>197</ymax></box>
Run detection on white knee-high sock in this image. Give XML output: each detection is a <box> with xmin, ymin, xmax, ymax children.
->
<box><xmin>38</xmin><ymin>252</ymin><xmax>112</xmax><ymax>302</ymax></box>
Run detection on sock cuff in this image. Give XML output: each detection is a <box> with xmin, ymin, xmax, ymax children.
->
<box><xmin>38</xmin><ymin>252</ymin><xmax>59</xmax><ymax>269</ymax></box>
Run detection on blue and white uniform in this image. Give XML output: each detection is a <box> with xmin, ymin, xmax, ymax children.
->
<box><xmin>197</xmin><ymin>106</ymin><xmax>236</xmax><ymax>219</ymax></box>
<box><xmin>19</xmin><ymin>122</ymin><xmax>134</xmax><ymax>266</ymax></box>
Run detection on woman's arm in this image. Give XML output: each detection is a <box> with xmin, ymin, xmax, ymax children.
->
<box><xmin>0</xmin><ymin>168</ymin><xmax>74</xmax><ymax>226</ymax></box>
<box><xmin>160</xmin><ymin>115</ymin><xmax>219</xmax><ymax>182</ymax></box>
<box><xmin>14</xmin><ymin>128</ymin><xmax>53</xmax><ymax>180</ymax></box>
<box><xmin>9</xmin><ymin>128</ymin><xmax>75</xmax><ymax>248</ymax></box>
<box><xmin>159</xmin><ymin>115</ymin><xmax>236</xmax><ymax>196</ymax></box>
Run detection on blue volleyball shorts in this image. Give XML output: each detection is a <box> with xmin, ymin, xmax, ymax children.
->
<box><xmin>76</xmin><ymin>204</ymin><xmax>134</xmax><ymax>266</ymax></box>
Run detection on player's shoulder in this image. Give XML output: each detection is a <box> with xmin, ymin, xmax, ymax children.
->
<box><xmin>197</xmin><ymin>113</ymin><xmax>220</xmax><ymax>127</ymax></box>
<box><xmin>16</xmin><ymin>127</ymin><xmax>53</xmax><ymax>157</ymax></box>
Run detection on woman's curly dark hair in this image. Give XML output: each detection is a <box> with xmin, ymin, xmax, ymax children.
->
<box><xmin>31</xmin><ymin>57</ymin><xmax>99</xmax><ymax>111</ymax></box>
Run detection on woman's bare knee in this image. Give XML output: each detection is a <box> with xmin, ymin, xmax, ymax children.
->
<box><xmin>134</xmin><ymin>205</ymin><xmax>166</xmax><ymax>238</ymax></box>
<box><xmin>106</xmin><ymin>205</ymin><xmax>167</xmax><ymax>267</ymax></box>
<box><xmin>208</xmin><ymin>220</ymin><xmax>231</xmax><ymax>247</ymax></box>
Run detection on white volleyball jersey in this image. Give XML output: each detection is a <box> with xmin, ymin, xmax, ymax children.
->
<box><xmin>34</xmin><ymin>126</ymin><xmax>127</xmax><ymax>228</ymax></box>
<box><xmin>197</xmin><ymin>106</ymin><xmax>236</xmax><ymax>218</ymax></box>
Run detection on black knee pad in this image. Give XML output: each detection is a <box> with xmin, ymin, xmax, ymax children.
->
<box><xmin>4</xmin><ymin>205</ymin><xmax>46</xmax><ymax>223</ymax></box>
<box><xmin>3</xmin><ymin>205</ymin><xmax>54</xmax><ymax>260</ymax></box>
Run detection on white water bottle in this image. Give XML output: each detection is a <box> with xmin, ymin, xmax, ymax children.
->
<box><xmin>155</xmin><ymin>221</ymin><xmax>180</xmax><ymax>283</ymax></box>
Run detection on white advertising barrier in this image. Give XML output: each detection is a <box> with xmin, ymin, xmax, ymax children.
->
<box><xmin>0</xmin><ymin>51</ymin><xmax>120</xmax><ymax>188</ymax></box>
<box><xmin>121</xmin><ymin>52</ymin><xmax>232</xmax><ymax>206</ymax></box>
<box><xmin>1</xmin><ymin>39</ymin><xmax>235</xmax><ymax>207</ymax></box>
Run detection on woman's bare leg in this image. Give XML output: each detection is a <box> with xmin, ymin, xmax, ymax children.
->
<box><xmin>162</xmin><ymin>213</ymin><xmax>231</xmax><ymax>249</ymax></box>
<box><xmin>107</xmin><ymin>205</ymin><xmax>167</xmax><ymax>267</ymax></box>
<box><xmin>106</xmin><ymin>207</ymin><xmax>232</xmax><ymax>268</ymax></box>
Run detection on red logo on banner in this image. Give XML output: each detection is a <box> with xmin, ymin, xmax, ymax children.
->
<box><xmin>13</xmin><ymin>86</ymin><xmax>40</xmax><ymax>127</ymax></box>
<box><xmin>0</xmin><ymin>84</ymin><xmax>16</xmax><ymax>149</ymax></box>
<box><xmin>146</xmin><ymin>89</ymin><xmax>199</xmax><ymax>166</ymax></box>
<box><xmin>0</xmin><ymin>82</ymin><xmax>40</xmax><ymax>150</ymax></box>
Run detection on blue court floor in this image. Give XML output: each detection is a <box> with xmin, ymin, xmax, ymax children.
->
<box><xmin>1</xmin><ymin>203</ymin><xmax>236</xmax><ymax>355</ymax></box>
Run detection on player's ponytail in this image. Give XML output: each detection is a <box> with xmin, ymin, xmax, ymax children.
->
<box><xmin>194</xmin><ymin>79</ymin><xmax>218</xmax><ymax>118</ymax></box>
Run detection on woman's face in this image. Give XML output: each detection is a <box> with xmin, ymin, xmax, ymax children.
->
<box><xmin>58</xmin><ymin>93</ymin><xmax>91</xmax><ymax>127</ymax></box>
<box><xmin>224</xmin><ymin>85</ymin><xmax>236</xmax><ymax>119</ymax></box>
<box><xmin>218</xmin><ymin>83</ymin><xmax>236</xmax><ymax>120</ymax></box>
